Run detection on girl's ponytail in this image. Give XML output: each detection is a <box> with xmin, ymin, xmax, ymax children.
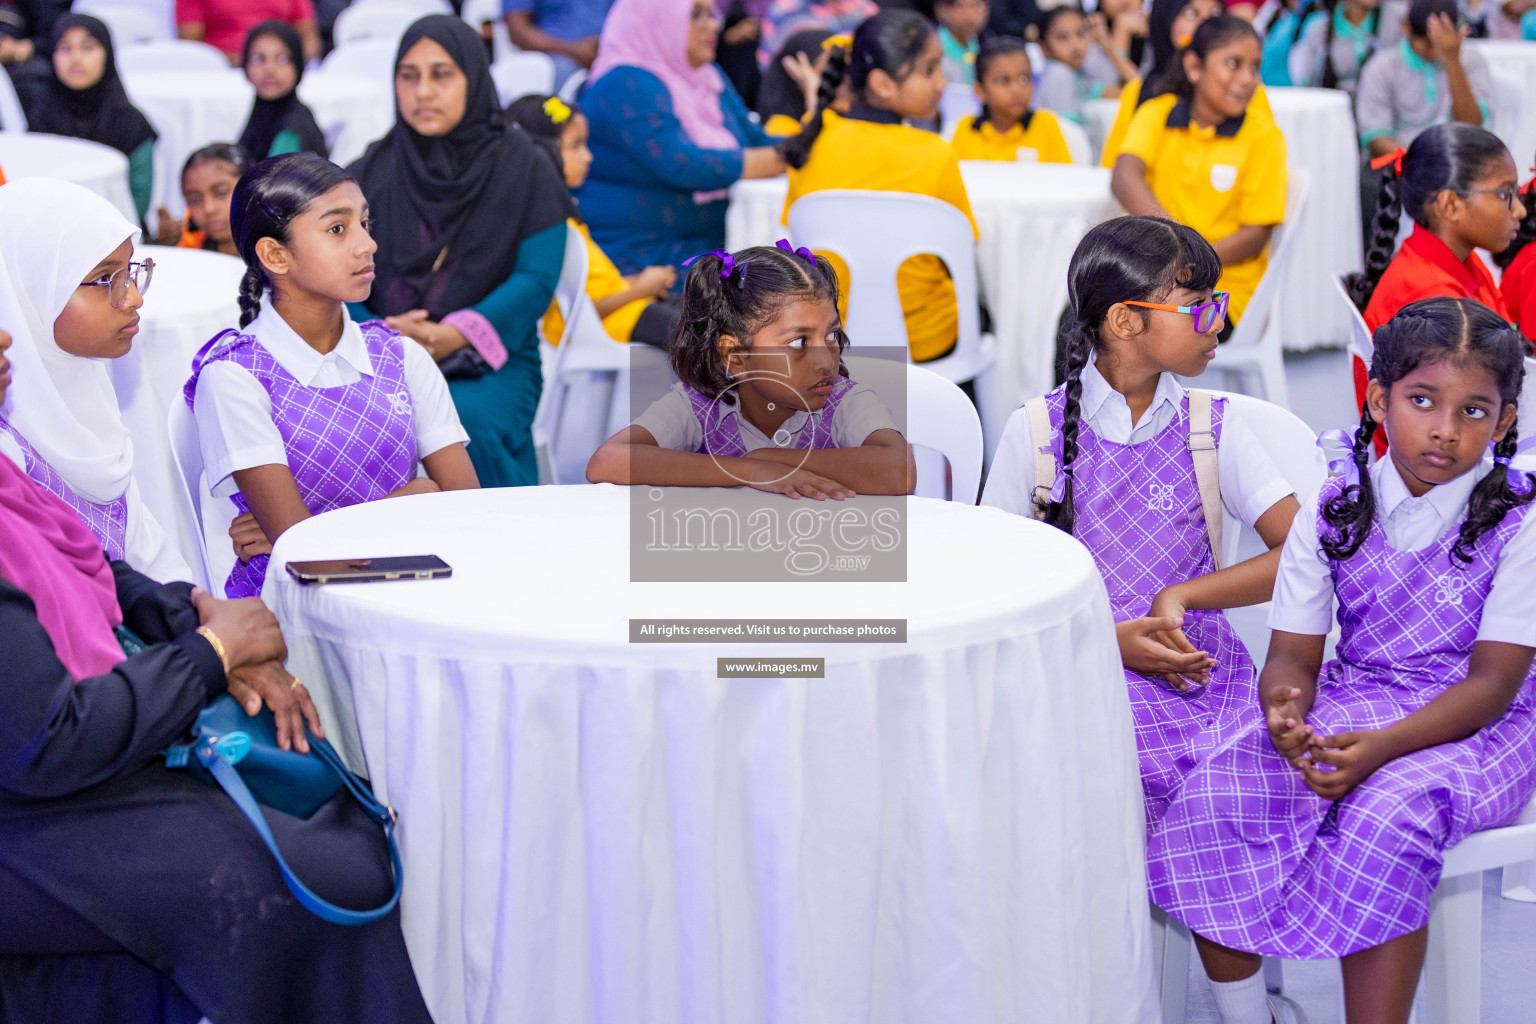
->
<box><xmin>1347</xmin><ymin>153</ymin><xmax>1403</xmax><ymax>309</ymax></box>
<box><xmin>1458</xmin><ymin>424</ymin><xmax>1536</xmax><ymax>564</ymax></box>
<box><xmin>1037</xmin><ymin>321</ymin><xmax>1095</xmax><ymax>529</ymax></box>
<box><xmin>781</xmin><ymin>45</ymin><xmax>848</xmax><ymax>169</ymax></box>
<box><xmin>238</xmin><ymin>267</ymin><xmax>265</xmax><ymax>329</ymax></box>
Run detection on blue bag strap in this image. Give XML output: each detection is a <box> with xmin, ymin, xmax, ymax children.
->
<box><xmin>195</xmin><ymin>736</ymin><xmax>403</xmax><ymax>926</ymax></box>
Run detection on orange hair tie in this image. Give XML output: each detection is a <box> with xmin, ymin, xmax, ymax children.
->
<box><xmin>1370</xmin><ymin>146</ymin><xmax>1406</xmax><ymax>177</ymax></box>
<box><xmin>821</xmin><ymin>32</ymin><xmax>852</xmax><ymax>51</ymax></box>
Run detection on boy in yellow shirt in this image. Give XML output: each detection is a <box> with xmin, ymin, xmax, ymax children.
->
<box><xmin>952</xmin><ymin>36</ymin><xmax>1074</xmax><ymax>163</ymax></box>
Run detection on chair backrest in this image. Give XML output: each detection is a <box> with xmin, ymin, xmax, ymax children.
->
<box><xmin>461</xmin><ymin>0</ymin><xmax>515</xmax><ymax>60</ymax></box>
<box><xmin>844</xmin><ymin>354</ymin><xmax>982</xmax><ymax>502</ymax></box>
<box><xmin>117</xmin><ymin>39</ymin><xmax>232</xmax><ymax>74</ymax></box>
<box><xmin>1057</xmin><ymin>116</ymin><xmax>1092</xmax><ymax>165</ymax></box>
<box><xmin>1330</xmin><ymin>271</ymin><xmax>1373</xmax><ymax>369</ymax></box>
<box><xmin>1224</xmin><ymin>167</ymin><xmax>1310</xmax><ymax>353</ymax></box>
<box><xmin>787</xmin><ymin>190</ymin><xmax>988</xmax><ymax>382</ymax></box>
<box><xmin>1519</xmin><ymin>357</ymin><xmax>1536</xmax><ymax>463</ymax></box>
<box><xmin>939</xmin><ymin>82</ymin><xmax>980</xmax><ymax>140</ymax></box>
<box><xmin>491</xmin><ymin>52</ymin><xmax>557</xmax><ymax>107</ymax></box>
<box><xmin>166</xmin><ymin>398</ymin><xmax>220</xmax><ymax>595</ymax></box>
<box><xmin>1486</xmin><ymin>70</ymin><xmax>1524</xmax><ymax>156</ymax></box>
<box><xmin>334</xmin><ymin>1</ymin><xmax>433</xmax><ymax>50</ymax></box>
<box><xmin>0</xmin><ymin>63</ymin><xmax>25</xmax><ymax>132</ymax></box>
<box><xmin>559</xmin><ymin>67</ymin><xmax>589</xmax><ymax>102</ymax></box>
<box><xmin>74</xmin><ymin>1</ymin><xmax>169</xmax><ymax>43</ymax></box>
<box><xmin>531</xmin><ymin>222</ymin><xmax>592</xmax><ymax>483</ymax></box>
<box><xmin>1204</xmin><ymin>389</ymin><xmax>1327</xmax><ymax>566</ymax></box>
<box><xmin>321</xmin><ymin>40</ymin><xmax>399</xmax><ymax>103</ymax></box>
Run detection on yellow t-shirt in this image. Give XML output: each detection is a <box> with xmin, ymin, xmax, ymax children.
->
<box><xmin>1118</xmin><ymin>93</ymin><xmax>1287</xmax><ymax>323</ymax></box>
<box><xmin>950</xmin><ymin>110</ymin><xmax>1074</xmax><ymax>164</ymax></box>
<box><xmin>541</xmin><ymin>219</ymin><xmax>650</xmax><ymax>344</ymax></box>
<box><xmin>784</xmin><ymin>108</ymin><xmax>979</xmax><ymax>363</ymax></box>
<box><xmin>1099</xmin><ymin>78</ymin><xmax>1275</xmax><ymax>168</ymax></box>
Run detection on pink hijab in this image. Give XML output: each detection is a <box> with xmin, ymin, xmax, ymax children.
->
<box><xmin>589</xmin><ymin>0</ymin><xmax>741</xmax><ymax>150</ymax></box>
<box><xmin>0</xmin><ymin>452</ymin><xmax>125</xmax><ymax>680</ymax></box>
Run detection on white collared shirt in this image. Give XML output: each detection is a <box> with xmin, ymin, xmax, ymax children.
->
<box><xmin>980</xmin><ymin>359</ymin><xmax>1295</xmax><ymax>530</ymax></box>
<box><xmin>192</xmin><ymin>304</ymin><xmax>469</xmax><ymax>498</ymax></box>
<box><xmin>632</xmin><ymin>380</ymin><xmax>901</xmax><ymax>453</ymax></box>
<box><xmin>1269</xmin><ymin>456</ymin><xmax>1536</xmax><ymax>645</ymax></box>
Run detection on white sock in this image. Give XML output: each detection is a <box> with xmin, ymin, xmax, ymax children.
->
<box><xmin>1209</xmin><ymin>969</ymin><xmax>1270</xmax><ymax>1024</ymax></box>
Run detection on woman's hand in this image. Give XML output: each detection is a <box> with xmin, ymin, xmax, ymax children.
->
<box><xmin>1264</xmin><ymin>684</ymin><xmax>1315</xmax><ymax>763</ymax></box>
<box><xmin>154</xmin><ymin>206</ymin><xmax>183</xmax><ymax>246</ymax></box>
<box><xmin>1116</xmin><ymin>615</ymin><xmax>1215</xmax><ymax>691</ymax></box>
<box><xmin>723</xmin><ymin>17</ymin><xmax>761</xmax><ymax>44</ymax></box>
<box><xmin>1297</xmin><ymin>729</ymin><xmax>1397</xmax><ymax>801</ymax></box>
<box><xmin>738</xmin><ymin>457</ymin><xmax>856</xmax><ymax>500</ymax></box>
<box><xmin>229</xmin><ymin>511</ymin><xmax>273</xmax><ymax>564</ymax></box>
<box><xmin>225</xmin><ymin>660</ymin><xmax>325</xmax><ymax>754</ymax></box>
<box><xmin>385</xmin><ymin>309</ymin><xmax>470</xmax><ymax>361</ymax></box>
<box><xmin>742</xmin><ymin>146</ymin><xmax>788</xmax><ymax>180</ymax></box>
<box><xmin>191</xmin><ymin>587</ymin><xmax>287</xmax><ymax>671</ymax></box>
<box><xmin>634</xmin><ymin>265</ymin><xmax>677</xmax><ymax>298</ymax></box>
<box><xmin>783</xmin><ymin>49</ymin><xmax>824</xmax><ymax>110</ymax></box>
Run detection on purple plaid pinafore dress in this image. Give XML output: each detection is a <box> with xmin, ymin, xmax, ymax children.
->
<box><xmin>1147</xmin><ymin>475</ymin><xmax>1536</xmax><ymax>957</ymax></box>
<box><xmin>0</xmin><ymin>415</ymin><xmax>128</xmax><ymax>561</ymax></box>
<box><xmin>684</xmin><ymin>376</ymin><xmax>855</xmax><ymax>454</ymax></box>
<box><xmin>185</xmin><ymin>322</ymin><xmax>419</xmax><ymax>598</ymax></box>
<box><xmin>1042</xmin><ymin>388</ymin><xmax>1257</xmax><ymax>827</ymax></box>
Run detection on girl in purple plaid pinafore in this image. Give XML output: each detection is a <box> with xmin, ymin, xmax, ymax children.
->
<box><xmin>1147</xmin><ymin>299</ymin><xmax>1536</xmax><ymax>1020</ymax></box>
<box><xmin>1039</xmin><ymin>389</ymin><xmax>1257</xmax><ymax>826</ymax></box>
<box><xmin>0</xmin><ymin>417</ymin><xmax>127</xmax><ymax>561</ymax></box>
<box><xmin>184</xmin><ymin>323</ymin><xmax>419</xmax><ymax>598</ymax></box>
<box><xmin>684</xmin><ymin>376</ymin><xmax>852</xmax><ymax>455</ymax></box>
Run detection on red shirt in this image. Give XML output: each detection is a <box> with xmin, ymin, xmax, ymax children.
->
<box><xmin>1504</xmin><ymin>244</ymin><xmax>1535</xmax><ymax>345</ymax></box>
<box><xmin>175</xmin><ymin>0</ymin><xmax>314</xmax><ymax>59</ymax></box>
<box><xmin>1363</xmin><ymin>224</ymin><xmax>1510</xmax><ymax>332</ymax></box>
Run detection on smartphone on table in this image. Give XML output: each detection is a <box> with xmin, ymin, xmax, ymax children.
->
<box><xmin>284</xmin><ymin>555</ymin><xmax>452</xmax><ymax>586</ymax></box>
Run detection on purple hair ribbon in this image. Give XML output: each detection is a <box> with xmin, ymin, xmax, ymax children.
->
<box><xmin>1039</xmin><ymin>429</ymin><xmax>1069</xmax><ymax>504</ymax></box>
<box><xmin>682</xmin><ymin>247</ymin><xmax>745</xmax><ymax>288</ymax></box>
<box><xmin>1496</xmin><ymin>436</ymin><xmax>1536</xmax><ymax>488</ymax></box>
<box><xmin>775</xmin><ymin>238</ymin><xmax>817</xmax><ymax>269</ymax></box>
<box><xmin>1317</xmin><ymin>426</ymin><xmax>1361</xmax><ymax>483</ymax></box>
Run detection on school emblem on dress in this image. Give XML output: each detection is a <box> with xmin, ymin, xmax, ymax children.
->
<box><xmin>1432</xmin><ymin>573</ymin><xmax>1470</xmax><ymax>607</ymax></box>
<box><xmin>1148</xmin><ymin>481</ymin><xmax>1179</xmax><ymax>511</ymax></box>
<box><xmin>387</xmin><ymin>390</ymin><xmax>412</xmax><ymax>417</ymax></box>
<box><xmin>1209</xmin><ymin>163</ymin><xmax>1238</xmax><ymax>193</ymax></box>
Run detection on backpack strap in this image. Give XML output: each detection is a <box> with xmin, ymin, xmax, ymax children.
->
<box><xmin>1186</xmin><ymin>389</ymin><xmax>1224</xmax><ymax>570</ymax></box>
<box><xmin>1024</xmin><ymin>396</ymin><xmax>1055</xmax><ymax>521</ymax></box>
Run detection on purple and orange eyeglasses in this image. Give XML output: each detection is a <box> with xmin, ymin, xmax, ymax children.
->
<box><xmin>1123</xmin><ymin>290</ymin><xmax>1230</xmax><ymax>335</ymax></box>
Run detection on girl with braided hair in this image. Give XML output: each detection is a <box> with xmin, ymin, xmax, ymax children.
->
<box><xmin>1148</xmin><ymin>297</ymin><xmax>1536</xmax><ymax>1024</ymax></box>
<box><xmin>185</xmin><ymin>153</ymin><xmax>478</xmax><ymax>598</ymax></box>
<box><xmin>982</xmin><ymin>216</ymin><xmax>1300</xmax><ymax>832</ymax></box>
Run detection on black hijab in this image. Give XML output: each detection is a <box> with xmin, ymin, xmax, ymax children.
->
<box><xmin>347</xmin><ymin>15</ymin><xmax>573</xmax><ymax>320</ymax></box>
<box><xmin>26</xmin><ymin>14</ymin><xmax>156</xmax><ymax>157</ymax></box>
<box><xmin>237</xmin><ymin>21</ymin><xmax>329</xmax><ymax>161</ymax></box>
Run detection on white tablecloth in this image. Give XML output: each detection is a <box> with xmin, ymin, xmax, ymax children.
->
<box><xmin>1088</xmin><ymin>86</ymin><xmax>1363</xmax><ymax>351</ymax></box>
<box><xmin>108</xmin><ymin>245</ymin><xmax>244</xmax><ymax>585</ymax></box>
<box><xmin>0</xmin><ymin>133</ymin><xmax>136</xmax><ymax>222</ymax></box>
<box><xmin>122</xmin><ymin>69</ymin><xmax>391</xmax><ymax>218</ymax></box>
<box><xmin>727</xmin><ymin>163</ymin><xmax>1122</xmax><ymax>410</ymax></box>
<box><xmin>1470</xmin><ymin>40</ymin><xmax>1536</xmax><ymax>184</ymax></box>
<box><xmin>267</xmin><ymin>485</ymin><xmax>1158</xmax><ymax>1024</ymax></box>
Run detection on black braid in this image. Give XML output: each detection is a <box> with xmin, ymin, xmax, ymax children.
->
<box><xmin>1320</xmin><ymin>404</ymin><xmax>1380</xmax><ymax>559</ymax></box>
<box><xmin>1346</xmin><ymin>161</ymin><xmax>1402</xmax><ymax>309</ymax></box>
<box><xmin>1454</xmin><ymin>426</ymin><xmax>1536</xmax><ymax>564</ymax></box>
<box><xmin>1038</xmin><ymin>322</ymin><xmax>1096</xmax><ymax>529</ymax></box>
<box><xmin>237</xmin><ymin>267</ymin><xmax>265</xmax><ymax>329</ymax></box>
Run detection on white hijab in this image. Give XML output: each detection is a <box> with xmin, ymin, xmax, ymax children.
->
<box><xmin>0</xmin><ymin>178</ymin><xmax>138</xmax><ymax>504</ymax></box>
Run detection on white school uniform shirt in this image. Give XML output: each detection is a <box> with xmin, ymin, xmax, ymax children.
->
<box><xmin>980</xmin><ymin>357</ymin><xmax>1295</xmax><ymax>530</ymax></box>
<box><xmin>632</xmin><ymin>380</ymin><xmax>901</xmax><ymax>453</ymax></box>
<box><xmin>0</xmin><ymin>435</ymin><xmax>193</xmax><ymax>584</ymax></box>
<box><xmin>192</xmin><ymin>304</ymin><xmax>469</xmax><ymax>499</ymax></box>
<box><xmin>1269</xmin><ymin>456</ymin><xmax>1536</xmax><ymax>646</ymax></box>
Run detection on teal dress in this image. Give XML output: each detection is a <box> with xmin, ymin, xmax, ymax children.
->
<box><xmin>349</xmin><ymin>222</ymin><xmax>565</xmax><ymax>488</ymax></box>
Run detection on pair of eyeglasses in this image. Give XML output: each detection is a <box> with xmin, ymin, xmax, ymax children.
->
<box><xmin>247</xmin><ymin>51</ymin><xmax>294</xmax><ymax>67</ymax></box>
<box><xmin>1122</xmin><ymin>290</ymin><xmax>1229</xmax><ymax>334</ymax></box>
<box><xmin>690</xmin><ymin>4</ymin><xmax>719</xmax><ymax>21</ymax></box>
<box><xmin>1455</xmin><ymin>187</ymin><xmax>1522</xmax><ymax>207</ymax></box>
<box><xmin>81</xmin><ymin>259</ymin><xmax>154</xmax><ymax>309</ymax></box>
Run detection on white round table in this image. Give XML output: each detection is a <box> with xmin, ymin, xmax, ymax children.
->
<box><xmin>1469</xmin><ymin>40</ymin><xmax>1536</xmax><ymax>184</ymax></box>
<box><xmin>0</xmin><ymin>133</ymin><xmax>136</xmax><ymax>222</ymax></box>
<box><xmin>1088</xmin><ymin>86</ymin><xmax>1363</xmax><ymax>352</ymax></box>
<box><xmin>121</xmin><ymin>68</ymin><xmax>391</xmax><ymax>218</ymax></box>
<box><xmin>108</xmin><ymin>244</ymin><xmax>245</xmax><ymax>586</ymax></box>
<box><xmin>266</xmin><ymin>485</ymin><xmax>1157</xmax><ymax>1024</ymax></box>
<box><xmin>727</xmin><ymin>162</ymin><xmax>1123</xmax><ymax>411</ymax></box>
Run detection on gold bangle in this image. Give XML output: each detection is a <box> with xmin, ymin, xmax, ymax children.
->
<box><xmin>196</xmin><ymin>626</ymin><xmax>231</xmax><ymax>675</ymax></box>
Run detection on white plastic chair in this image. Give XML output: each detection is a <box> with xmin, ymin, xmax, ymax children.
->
<box><xmin>491</xmin><ymin>52</ymin><xmax>556</xmax><ymax>106</ymax></box>
<box><xmin>166</xmin><ymin>398</ymin><xmax>220</xmax><ymax>595</ymax></box>
<box><xmin>74</xmin><ymin>1</ymin><xmax>170</xmax><ymax>44</ymax></box>
<box><xmin>1206</xmin><ymin>168</ymin><xmax>1311</xmax><ymax>407</ymax></box>
<box><xmin>117</xmin><ymin>39</ymin><xmax>232</xmax><ymax>74</ymax></box>
<box><xmin>461</xmin><ymin>0</ymin><xmax>516</xmax><ymax>61</ymax></box>
<box><xmin>532</xmin><ymin>222</ymin><xmax>592</xmax><ymax>484</ymax></box>
<box><xmin>1331</xmin><ymin>270</ymin><xmax>1374</xmax><ymax>371</ymax></box>
<box><xmin>321</xmin><ymin>40</ymin><xmax>399</xmax><ymax>109</ymax></box>
<box><xmin>0</xmin><ymin>63</ymin><xmax>26</xmax><ymax>132</ymax></box>
<box><xmin>939</xmin><ymin>82</ymin><xmax>980</xmax><ymax>140</ymax></box>
<box><xmin>1520</xmin><ymin>357</ymin><xmax>1536</xmax><ymax>451</ymax></box>
<box><xmin>1057</xmin><ymin>116</ymin><xmax>1092</xmax><ymax>165</ymax></box>
<box><xmin>559</xmin><ymin>66</ymin><xmax>588</xmax><ymax>102</ymax></box>
<box><xmin>786</xmin><ymin>189</ymin><xmax>1004</xmax><ymax>461</ymax></box>
<box><xmin>844</xmin><ymin>354</ymin><xmax>982</xmax><ymax>503</ymax></box>
<box><xmin>334</xmin><ymin>1</ymin><xmax>432</xmax><ymax>50</ymax></box>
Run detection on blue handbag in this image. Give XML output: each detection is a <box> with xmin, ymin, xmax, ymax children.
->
<box><xmin>135</xmin><ymin>616</ymin><xmax>402</xmax><ymax>925</ymax></box>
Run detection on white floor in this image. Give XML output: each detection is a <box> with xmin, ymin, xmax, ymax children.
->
<box><xmin>1184</xmin><ymin>347</ymin><xmax>1536</xmax><ymax>1023</ymax></box>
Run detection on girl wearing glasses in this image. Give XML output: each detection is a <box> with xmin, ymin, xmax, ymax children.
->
<box><xmin>0</xmin><ymin>178</ymin><xmax>192</xmax><ymax>584</ymax></box>
<box><xmin>982</xmin><ymin>218</ymin><xmax>1301</xmax><ymax>854</ymax></box>
<box><xmin>1349</xmin><ymin>124</ymin><xmax>1524</xmax><ymax>418</ymax></box>
<box><xmin>238</xmin><ymin>20</ymin><xmax>329</xmax><ymax>162</ymax></box>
